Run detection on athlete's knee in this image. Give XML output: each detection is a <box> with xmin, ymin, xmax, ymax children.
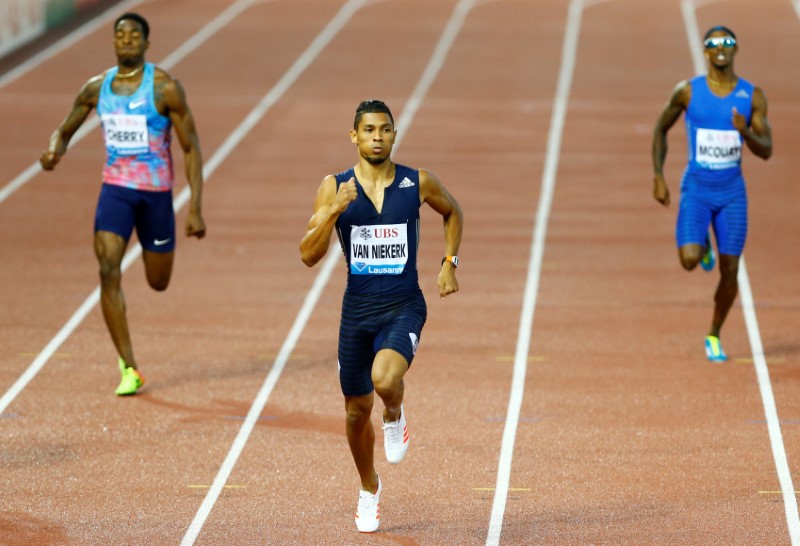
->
<box><xmin>373</xmin><ymin>373</ymin><xmax>402</xmax><ymax>397</ymax></box>
<box><xmin>345</xmin><ymin>395</ymin><xmax>373</xmax><ymax>425</ymax></box>
<box><xmin>372</xmin><ymin>355</ymin><xmax>406</xmax><ymax>394</ymax></box>
<box><xmin>147</xmin><ymin>274</ymin><xmax>170</xmax><ymax>292</ymax></box>
<box><xmin>718</xmin><ymin>255</ymin><xmax>740</xmax><ymax>282</ymax></box>
<box><xmin>678</xmin><ymin>246</ymin><xmax>702</xmax><ymax>271</ymax></box>
<box><xmin>373</xmin><ymin>382</ymin><xmax>393</xmax><ymax>402</ymax></box>
<box><xmin>97</xmin><ymin>260</ymin><xmax>122</xmax><ymax>286</ymax></box>
<box><xmin>143</xmin><ymin>251</ymin><xmax>173</xmax><ymax>291</ymax></box>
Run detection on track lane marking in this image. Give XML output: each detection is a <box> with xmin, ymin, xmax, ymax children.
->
<box><xmin>484</xmin><ymin>0</ymin><xmax>584</xmax><ymax>544</ymax></box>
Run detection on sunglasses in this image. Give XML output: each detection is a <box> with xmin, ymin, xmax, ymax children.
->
<box><xmin>703</xmin><ymin>36</ymin><xmax>736</xmax><ymax>49</ymax></box>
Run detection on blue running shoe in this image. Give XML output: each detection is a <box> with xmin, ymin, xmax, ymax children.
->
<box><xmin>700</xmin><ymin>236</ymin><xmax>716</xmax><ymax>272</ymax></box>
<box><xmin>705</xmin><ymin>335</ymin><xmax>728</xmax><ymax>363</ymax></box>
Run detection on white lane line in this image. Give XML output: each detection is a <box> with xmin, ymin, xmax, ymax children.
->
<box><xmin>0</xmin><ymin>0</ymin><xmax>148</xmax><ymax>89</ymax></box>
<box><xmin>0</xmin><ymin>0</ymin><xmax>261</xmax><ymax>205</ymax></box>
<box><xmin>0</xmin><ymin>286</ymin><xmax>101</xmax><ymax>416</ymax></box>
<box><xmin>794</xmin><ymin>0</ymin><xmax>800</xmax><ymax>21</ymax></box>
<box><xmin>484</xmin><ymin>0</ymin><xmax>583</xmax><ymax>544</ymax></box>
<box><xmin>682</xmin><ymin>2</ymin><xmax>800</xmax><ymax>544</ymax></box>
<box><xmin>179</xmin><ymin>0</ymin><xmax>478</xmax><ymax>543</ymax></box>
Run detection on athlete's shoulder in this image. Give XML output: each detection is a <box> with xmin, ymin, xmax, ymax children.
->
<box><xmin>333</xmin><ymin>167</ymin><xmax>356</xmax><ymax>184</ymax></box>
<box><xmin>738</xmin><ymin>76</ymin><xmax>755</xmax><ymax>88</ymax></box>
<box><xmin>151</xmin><ymin>64</ymin><xmax>172</xmax><ymax>80</ymax></box>
<box><xmin>76</xmin><ymin>73</ymin><xmax>105</xmax><ymax>105</ymax></box>
<box><xmin>668</xmin><ymin>78</ymin><xmax>692</xmax><ymax>108</ymax></box>
<box><xmin>417</xmin><ymin>167</ymin><xmax>439</xmax><ymax>183</ymax></box>
<box><xmin>417</xmin><ymin>168</ymin><xmax>445</xmax><ymax>200</ymax></box>
<box><xmin>394</xmin><ymin>163</ymin><xmax>418</xmax><ymax>177</ymax></box>
<box><xmin>89</xmin><ymin>71</ymin><xmax>108</xmax><ymax>86</ymax></box>
<box><xmin>152</xmin><ymin>65</ymin><xmax>177</xmax><ymax>91</ymax></box>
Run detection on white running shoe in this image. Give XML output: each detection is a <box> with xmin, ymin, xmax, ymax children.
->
<box><xmin>382</xmin><ymin>405</ymin><xmax>409</xmax><ymax>464</ymax></box>
<box><xmin>355</xmin><ymin>476</ymin><xmax>381</xmax><ymax>533</ymax></box>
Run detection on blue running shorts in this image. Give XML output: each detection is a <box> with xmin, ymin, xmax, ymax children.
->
<box><xmin>676</xmin><ymin>174</ymin><xmax>748</xmax><ymax>256</ymax></box>
<box><xmin>94</xmin><ymin>183</ymin><xmax>175</xmax><ymax>252</ymax></box>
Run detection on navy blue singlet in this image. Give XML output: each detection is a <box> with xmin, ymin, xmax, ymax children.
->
<box><xmin>334</xmin><ymin>164</ymin><xmax>422</xmax><ymax>295</ymax></box>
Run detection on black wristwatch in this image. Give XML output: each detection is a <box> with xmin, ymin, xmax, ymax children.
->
<box><xmin>441</xmin><ymin>255</ymin><xmax>459</xmax><ymax>268</ymax></box>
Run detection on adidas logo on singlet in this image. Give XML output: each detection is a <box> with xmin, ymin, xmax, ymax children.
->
<box><xmin>735</xmin><ymin>89</ymin><xmax>750</xmax><ymax>99</ymax></box>
<box><xmin>398</xmin><ymin>177</ymin><xmax>415</xmax><ymax>188</ymax></box>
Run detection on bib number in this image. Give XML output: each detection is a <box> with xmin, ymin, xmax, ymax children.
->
<box><xmin>695</xmin><ymin>128</ymin><xmax>741</xmax><ymax>170</ymax></box>
<box><xmin>349</xmin><ymin>223</ymin><xmax>408</xmax><ymax>275</ymax></box>
<box><xmin>102</xmin><ymin>114</ymin><xmax>149</xmax><ymax>156</ymax></box>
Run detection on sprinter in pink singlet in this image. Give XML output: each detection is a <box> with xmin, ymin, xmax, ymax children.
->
<box><xmin>40</xmin><ymin>12</ymin><xmax>206</xmax><ymax>395</ymax></box>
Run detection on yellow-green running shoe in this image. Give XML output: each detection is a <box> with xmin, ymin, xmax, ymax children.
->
<box><xmin>115</xmin><ymin>357</ymin><xmax>144</xmax><ymax>396</ymax></box>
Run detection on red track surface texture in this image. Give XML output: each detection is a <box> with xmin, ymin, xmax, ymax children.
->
<box><xmin>1</xmin><ymin>1</ymin><xmax>799</xmax><ymax>545</ymax></box>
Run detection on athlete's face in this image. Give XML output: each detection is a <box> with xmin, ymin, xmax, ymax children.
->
<box><xmin>704</xmin><ymin>31</ymin><xmax>737</xmax><ymax>69</ymax></box>
<box><xmin>350</xmin><ymin>113</ymin><xmax>396</xmax><ymax>166</ymax></box>
<box><xmin>114</xmin><ymin>19</ymin><xmax>149</xmax><ymax>67</ymax></box>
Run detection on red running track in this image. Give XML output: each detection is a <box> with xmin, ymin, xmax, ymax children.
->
<box><xmin>1</xmin><ymin>0</ymin><xmax>799</xmax><ymax>544</ymax></box>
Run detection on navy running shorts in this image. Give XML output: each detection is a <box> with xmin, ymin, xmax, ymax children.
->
<box><xmin>94</xmin><ymin>183</ymin><xmax>176</xmax><ymax>253</ymax></box>
<box><xmin>337</xmin><ymin>289</ymin><xmax>427</xmax><ymax>397</ymax></box>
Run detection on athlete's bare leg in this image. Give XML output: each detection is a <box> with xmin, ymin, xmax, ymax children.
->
<box><xmin>678</xmin><ymin>242</ymin><xmax>704</xmax><ymax>271</ymax></box>
<box><xmin>142</xmin><ymin>249</ymin><xmax>174</xmax><ymax>291</ymax></box>
<box><xmin>709</xmin><ymin>254</ymin><xmax>739</xmax><ymax>338</ymax></box>
<box><xmin>344</xmin><ymin>393</ymin><xmax>379</xmax><ymax>493</ymax></box>
<box><xmin>94</xmin><ymin>230</ymin><xmax>137</xmax><ymax>369</ymax></box>
<box><xmin>372</xmin><ymin>349</ymin><xmax>408</xmax><ymax>423</ymax></box>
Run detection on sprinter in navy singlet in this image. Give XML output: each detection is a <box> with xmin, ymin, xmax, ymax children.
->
<box><xmin>300</xmin><ymin>100</ymin><xmax>463</xmax><ymax>533</ymax></box>
<box><xmin>652</xmin><ymin>26</ymin><xmax>772</xmax><ymax>362</ymax></box>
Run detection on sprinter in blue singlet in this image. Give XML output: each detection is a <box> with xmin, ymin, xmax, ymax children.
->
<box><xmin>40</xmin><ymin>13</ymin><xmax>206</xmax><ymax>396</ymax></box>
<box><xmin>300</xmin><ymin>100</ymin><xmax>463</xmax><ymax>533</ymax></box>
<box><xmin>652</xmin><ymin>26</ymin><xmax>772</xmax><ymax>362</ymax></box>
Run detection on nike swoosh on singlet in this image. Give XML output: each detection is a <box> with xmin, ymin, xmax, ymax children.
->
<box><xmin>129</xmin><ymin>99</ymin><xmax>147</xmax><ymax>109</ymax></box>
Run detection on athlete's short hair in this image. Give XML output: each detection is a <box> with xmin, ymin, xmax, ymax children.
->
<box><xmin>115</xmin><ymin>12</ymin><xmax>150</xmax><ymax>39</ymax></box>
<box><xmin>354</xmin><ymin>100</ymin><xmax>394</xmax><ymax>130</ymax></box>
<box><xmin>703</xmin><ymin>25</ymin><xmax>736</xmax><ymax>41</ymax></box>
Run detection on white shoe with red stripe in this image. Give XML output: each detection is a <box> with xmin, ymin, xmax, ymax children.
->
<box><xmin>382</xmin><ymin>405</ymin><xmax>409</xmax><ymax>464</ymax></box>
<box><xmin>355</xmin><ymin>476</ymin><xmax>381</xmax><ymax>533</ymax></box>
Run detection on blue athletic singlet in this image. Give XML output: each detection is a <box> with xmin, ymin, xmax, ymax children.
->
<box><xmin>684</xmin><ymin>75</ymin><xmax>753</xmax><ymax>182</ymax></box>
<box><xmin>333</xmin><ymin>164</ymin><xmax>427</xmax><ymax>397</ymax></box>
<box><xmin>334</xmin><ymin>164</ymin><xmax>422</xmax><ymax>296</ymax></box>
<box><xmin>97</xmin><ymin>63</ymin><xmax>174</xmax><ymax>191</ymax></box>
<box><xmin>677</xmin><ymin>76</ymin><xmax>753</xmax><ymax>255</ymax></box>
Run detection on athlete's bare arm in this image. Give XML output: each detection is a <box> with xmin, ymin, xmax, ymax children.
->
<box><xmin>158</xmin><ymin>69</ymin><xmax>206</xmax><ymax>238</ymax></box>
<box><xmin>419</xmin><ymin>168</ymin><xmax>462</xmax><ymax>298</ymax></box>
<box><xmin>40</xmin><ymin>76</ymin><xmax>102</xmax><ymax>170</ymax></box>
<box><xmin>652</xmin><ymin>80</ymin><xmax>691</xmax><ymax>207</ymax></box>
<box><xmin>300</xmin><ymin>175</ymin><xmax>357</xmax><ymax>267</ymax></box>
<box><xmin>733</xmin><ymin>86</ymin><xmax>772</xmax><ymax>160</ymax></box>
